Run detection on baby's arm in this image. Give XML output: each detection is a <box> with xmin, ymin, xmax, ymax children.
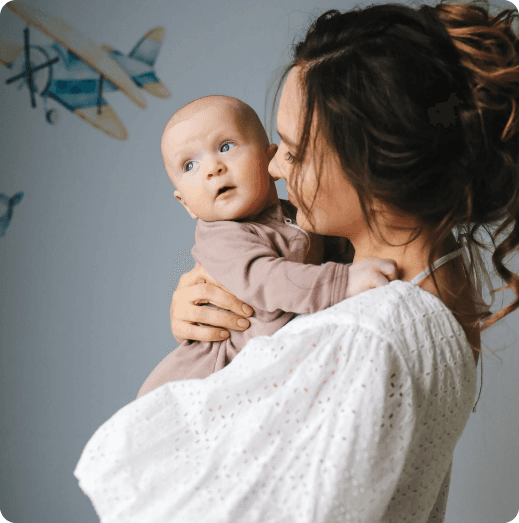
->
<box><xmin>194</xmin><ymin>221</ymin><xmax>397</xmax><ymax>315</ymax></box>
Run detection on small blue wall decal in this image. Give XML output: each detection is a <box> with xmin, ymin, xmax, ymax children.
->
<box><xmin>1</xmin><ymin>1</ymin><xmax>171</xmax><ymax>140</ymax></box>
<box><xmin>0</xmin><ymin>192</ymin><xmax>24</xmax><ymax>237</ymax></box>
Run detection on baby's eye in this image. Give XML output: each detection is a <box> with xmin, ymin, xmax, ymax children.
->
<box><xmin>184</xmin><ymin>160</ymin><xmax>198</xmax><ymax>172</ymax></box>
<box><xmin>220</xmin><ymin>142</ymin><xmax>236</xmax><ymax>153</ymax></box>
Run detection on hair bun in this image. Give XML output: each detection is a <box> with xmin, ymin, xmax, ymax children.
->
<box><xmin>444</xmin><ymin>0</ymin><xmax>519</xmax><ymax>35</ymax></box>
<box><xmin>432</xmin><ymin>1</ymin><xmax>519</xmax><ymax>142</ymax></box>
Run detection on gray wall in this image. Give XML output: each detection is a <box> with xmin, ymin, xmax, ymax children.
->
<box><xmin>1</xmin><ymin>0</ymin><xmax>518</xmax><ymax>522</ymax></box>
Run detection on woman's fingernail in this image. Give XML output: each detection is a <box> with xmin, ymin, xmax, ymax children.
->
<box><xmin>242</xmin><ymin>304</ymin><xmax>253</xmax><ymax>315</ymax></box>
<box><xmin>237</xmin><ymin>319</ymin><xmax>249</xmax><ymax>328</ymax></box>
<box><xmin>220</xmin><ymin>331</ymin><xmax>229</xmax><ymax>338</ymax></box>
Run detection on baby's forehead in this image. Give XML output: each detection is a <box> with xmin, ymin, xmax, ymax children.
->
<box><xmin>163</xmin><ymin>105</ymin><xmax>256</xmax><ymax>147</ymax></box>
<box><xmin>170</xmin><ymin>101</ymin><xmax>244</xmax><ymax>130</ymax></box>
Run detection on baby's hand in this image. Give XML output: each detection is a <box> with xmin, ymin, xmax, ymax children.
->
<box><xmin>345</xmin><ymin>257</ymin><xmax>399</xmax><ymax>298</ymax></box>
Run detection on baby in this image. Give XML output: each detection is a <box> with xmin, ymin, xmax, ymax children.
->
<box><xmin>137</xmin><ymin>95</ymin><xmax>394</xmax><ymax>397</ymax></box>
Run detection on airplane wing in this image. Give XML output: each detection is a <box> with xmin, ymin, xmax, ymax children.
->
<box><xmin>74</xmin><ymin>105</ymin><xmax>127</xmax><ymax>140</ymax></box>
<box><xmin>6</xmin><ymin>1</ymin><xmax>147</xmax><ymax>109</ymax></box>
<box><xmin>44</xmin><ymin>79</ymin><xmax>128</xmax><ymax>140</ymax></box>
<box><xmin>44</xmin><ymin>83</ymin><xmax>128</xmax><ymax>139</ymax></box>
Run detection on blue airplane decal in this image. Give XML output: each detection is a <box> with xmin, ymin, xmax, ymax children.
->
<box><xmin>42</xmin><ymin>42</ymin><xmax>119</xmax><ymax>112</ymax></box>
<box><xmin>0</xmin><ymin>192</ymin><xmax>24</xmax><ymax>237</ymax></box>
<box><xmin>6</xmin><ymin>31</ymin><xmax>170</xmax><ymax>115</ymax></box>
<box><xmin>41</xmin><ymin>33</ymin><xmax>169</xmax><ymax>112</ymax></box>
<box><xmin>1</xmin><ymin>1</ymin><xmax>170</xmax><ymax>139</ymax></box>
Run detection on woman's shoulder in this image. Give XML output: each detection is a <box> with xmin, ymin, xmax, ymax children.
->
<box><xmin>412</xmin><ymin>249</ymin><xmax>483</xmax><ymax>365</ymax></box>
<box><xmin>287</xmin><ymin>280</ymin><xmax>476</xmax><ymax>377</ymax></box>
<box><xmin>298</xmin><ymin>279</ymin><xmax>460</xmax><ymax>334</ymax></box>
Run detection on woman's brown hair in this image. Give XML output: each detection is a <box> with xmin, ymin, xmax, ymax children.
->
<box><xmin>269</xmin><ymin>0</ymin><xmax>519</xmax><ymax>335</ymax></box>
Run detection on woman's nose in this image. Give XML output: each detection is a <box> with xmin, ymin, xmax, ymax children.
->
<box><xmin>268</xmin><ymin>154</ymin><xmax>281</xmax><ymax>181</ymax></box>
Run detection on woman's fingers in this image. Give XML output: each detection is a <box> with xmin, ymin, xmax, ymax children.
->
<box><xmin>182</xmin><ymin>262</ymin><xmax>249</xmax><ymax>310</ymax></box>
<box><xmin>172</xmin><ymin>295</ymin><xmax>252</xmax><ymax>343</ymax></box>
<box><xmin>190</xmin><ymin>283</ymin><xmax>253</xmax><ymax>318</ymax></box>
<box><xmin>182</xmin><ymin>303</ymin><xmax>251</xmax><ymax>342</ymax></box>
<box><xmin>171</xmin><ymin>318</ymin><xmax>229</xmax><ymax>344</ymax></box>
<box><xmin>178</xmin><ymin>262</ymin><xmax>211</xmax><ymax>287</ymax></box>
<box><xmin>195</xmin><ymin>263</ymin><xmax>241</xmax><ymax>298</ymax></box>
<box><xmin>189</xmin><ymin>301</ymin><xmax>251</xmax><ymax>332</ymax></box>
<box><xmin>170</xmin><ymin>263</ymin><xmax>253</xmax><ymax>343</ymax></box>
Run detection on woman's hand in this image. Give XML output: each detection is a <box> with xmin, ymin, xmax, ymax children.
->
<box><xmin>170</xmin><ymin>262</ymin><xmax>254</xmax><ymax>344</ymax></box>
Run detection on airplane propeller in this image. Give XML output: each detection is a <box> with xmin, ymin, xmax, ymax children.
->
<box><xmin>5</xmin><ymin>28</ymin><xmax>59</xmax><ymax>108</ymax></box>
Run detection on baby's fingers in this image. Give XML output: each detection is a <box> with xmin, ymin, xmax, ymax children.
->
<box><xmin>378</xmin><ymin>258</ymin><xmax>399</xmax><ymax>282</ymax></box>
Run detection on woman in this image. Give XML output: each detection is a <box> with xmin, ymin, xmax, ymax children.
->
<box><xmin>74</xmin><ymin>2</ymin><xmax>519</xmax><ymax>521</ymax></box>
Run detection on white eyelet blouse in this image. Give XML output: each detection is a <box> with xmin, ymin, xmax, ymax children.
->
<box><xmin>74</xmin><ymin>267</ymin><xmax>481</xmax><ymax>522</ymax></box>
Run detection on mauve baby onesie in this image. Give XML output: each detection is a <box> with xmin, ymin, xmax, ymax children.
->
<box><xmin>165</xmin><ymin>199</ymin><xmax>353</xmax><ymax>380</ymax></box>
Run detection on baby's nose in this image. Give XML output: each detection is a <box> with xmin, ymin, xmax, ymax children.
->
<box><xmin>206</xmin><ymin>159</ymin><xmax>225</xmax><ymax>177</ymax></box>
<box><xmin>209</xmin><ymin>167</ymin><xmax>223</xmax><ymax>177</ymax></box>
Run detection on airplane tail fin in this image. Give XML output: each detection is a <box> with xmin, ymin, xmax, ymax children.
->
<box><xmin>128</xmin><ymin>26</ymin><xmax>165</xmax><ymax>68</ymax></box>
<box><xmin>101</xmin><ymin>29</ymin><xmax>170</xmax><ymax>99</ymax></box>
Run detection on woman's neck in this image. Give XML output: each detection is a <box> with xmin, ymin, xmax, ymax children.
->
<box><xmin>350</xmin><ymin>225</ymin><xmax>456</xmax><ymax>283</ymax></box>
<box><xmin>351</xmin><ymin>224</ymin><xmax>480</xmax><ymax>364</ymax></box>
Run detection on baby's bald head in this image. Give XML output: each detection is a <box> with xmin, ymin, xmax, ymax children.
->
<box><xmin>161</xmin><ymin>95</ymin><xmax>269</xmax><ymax>178</ymax></box>
<box><xmin>160</xmin><ymin>95</ymin><xmax>278</xmax><ymax>222</ymax></box>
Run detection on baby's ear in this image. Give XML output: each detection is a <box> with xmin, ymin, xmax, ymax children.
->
<box><xmin>174</xmin><ymin>190</ymin><xmax>198</xmax><ymax>220</ymax></box>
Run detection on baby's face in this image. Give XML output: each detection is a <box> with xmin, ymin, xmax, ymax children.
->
<box><xmin>162</xmin><ymin>103</ymin><xmax>278</xmax><ymax>222</ymax></box>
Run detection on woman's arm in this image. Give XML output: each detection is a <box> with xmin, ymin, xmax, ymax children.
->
<box><xmin>170</xmin><ymin>235</ymin><xmax>354</xmax><ymax>343</ymax></box>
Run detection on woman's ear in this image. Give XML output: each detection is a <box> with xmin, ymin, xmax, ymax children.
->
<box><xmin>174</xmin><ymin>190</ymin><xmax>198</xmax><ymax>220</ymax></box>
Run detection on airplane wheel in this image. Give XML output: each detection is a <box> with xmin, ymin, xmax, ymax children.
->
<box><xmin>46</xmin><ymin>109</ymin><xmax>59</xmax><ymax>124</ymax></box>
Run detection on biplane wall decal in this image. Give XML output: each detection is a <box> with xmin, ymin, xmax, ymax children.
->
<box><xmin>0</xmin><ymin>1</ymin><xmax>171</xmax><ymax>140</ymax></box>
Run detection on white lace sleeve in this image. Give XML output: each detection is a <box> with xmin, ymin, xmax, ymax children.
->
<box><xmin>319</xmin><ymin>330</ymin><xmax>418</xmax><ymax>521</ymax></box>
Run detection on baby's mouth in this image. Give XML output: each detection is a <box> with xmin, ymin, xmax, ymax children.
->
<box><xmin>217</xmin><ymin>186</ymin><xmax>235</xmax><ymax>197</ymax></box>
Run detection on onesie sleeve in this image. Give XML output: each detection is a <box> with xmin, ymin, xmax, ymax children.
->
<box><xmin>192</xmin><ymin>220</ymin><xmax>350</xmax><ymax>314</ymax></box>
